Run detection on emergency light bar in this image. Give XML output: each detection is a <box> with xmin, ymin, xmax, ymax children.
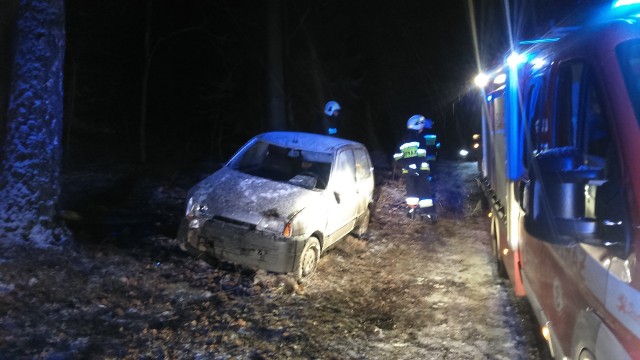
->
<box><xmin>519</xmin><ymin>38</ymin><xmax>560</xmax><ymax>45</ymax></box>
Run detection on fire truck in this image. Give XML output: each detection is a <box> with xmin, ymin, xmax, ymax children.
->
<box><xmin>476</xmin><ymin>2</ymin><xmax>640</xmax><ymax>359</ymax></box>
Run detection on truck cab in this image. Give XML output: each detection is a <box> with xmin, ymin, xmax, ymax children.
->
<box><xmin>477</xmin><ymin>3</ymin><xmax>640</xmax><ymax>359</ymax></box>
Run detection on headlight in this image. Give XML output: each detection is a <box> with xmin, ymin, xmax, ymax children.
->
<box><xmin>189</xmin><ymin>218</ymin><xmax>203</xmax><ymax>229</ymax></box>
<box><xmin>185</xmin><ymin>197</ymin><xmax>209</xmax><ymax>217</ymax></box>
<box><xmin>186</xmin><ymin>197</ymin><xmax>194</xmax><ymax>216</ymax></box>
<box><xmin>256</xmin><ymin>217</ymin><xmax>286</xmax><ymax>235</ymax></box>
<box><xmin>459</xmin><ymin>149</ymin><xmax>469</xmax><ymax>157</ymax></box>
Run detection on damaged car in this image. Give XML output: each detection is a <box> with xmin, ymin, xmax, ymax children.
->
<box><xmin>177</xmin><ymin>131</ymin><xmax>375</xmax><ymax>280</ymax></box>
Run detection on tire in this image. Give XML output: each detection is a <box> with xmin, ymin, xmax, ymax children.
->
<box><xmin>492</xmin><ymin>228</ymin><xmax>508</xmax><ymax>279</ymax></box>
<box><xmin>295</xmin><ymin>237</ymin><xmax>321</xmax><ymax>281</ymax></box>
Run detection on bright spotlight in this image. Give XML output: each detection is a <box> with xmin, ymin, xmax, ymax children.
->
<box><xmin>474</xmin><ymin>73</ymin><xmax>489</xmax><ymax>88</ymax></box>
<box><xmin>493</xmin><ymin>73</ymin><xmax>507</xmax><ymax>84</ymax></box>
<box><xmin>507</xmin><ymin>52</ymin><xmax>526</xmax><ymax>67</ymax></box>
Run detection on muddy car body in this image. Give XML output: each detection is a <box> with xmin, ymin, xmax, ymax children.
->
<box><xmin>178</xmin><ymin>131</ymin><xmax>374</xmax><ymax>279</ymax></box>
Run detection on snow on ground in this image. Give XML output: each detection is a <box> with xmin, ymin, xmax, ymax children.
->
<box><xmin>0</xmin><ymin>159</ymin><xmax>552</xmax><ymax>359</ymax></box>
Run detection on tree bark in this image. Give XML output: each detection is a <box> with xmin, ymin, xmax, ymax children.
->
<box><xmin>0</xmin><ymin>0</ymin><xmax>69</xmax><ymax>246</ymax></box>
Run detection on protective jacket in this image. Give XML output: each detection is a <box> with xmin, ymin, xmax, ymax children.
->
<box><xmin>394</xmin><ymin>128</ymin><xmax>434</xmax><ymax>210</ymax></box>
<box><xmin>394</xmin><ymin>129</ymin><xmax>431</xmax><ymax>173</ymax></box>
<box><xmin>318</xmin><ymin>114</ymin><xmax>340</xmax><ymax>136</ymax></box>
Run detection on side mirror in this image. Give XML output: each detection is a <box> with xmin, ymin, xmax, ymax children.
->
<box><xmin>525</xmin><ymin>147</ymin><xmax>604</xmax><ymax>245</ymax></box>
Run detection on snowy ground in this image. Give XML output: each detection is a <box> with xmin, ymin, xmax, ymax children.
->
<box><xmin>0</xmin><ymin>160</ymin><xmax>552</xmax><ymax>359</ymax></box>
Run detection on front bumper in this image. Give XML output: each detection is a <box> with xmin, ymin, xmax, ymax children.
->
<box><xmin>177</xmin><ymin>217</ymin><xmax>306</xmax><ymax>274</ymax></box>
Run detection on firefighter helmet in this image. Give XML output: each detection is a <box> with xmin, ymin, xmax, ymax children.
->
<box><xmin>407</xmin><ymin>114</ymin><xmax>426</xmax><ymax>130</ymax></box>
<box><xmin>324</xmin><ymin>101</ymin><xmax>341</xmax><ymax>116</ymax></box>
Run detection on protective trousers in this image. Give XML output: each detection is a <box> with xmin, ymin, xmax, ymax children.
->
<box><xmin>405</xmin><ymin>169</ymin><xmax>430</xmax><ymax>199</ymax></box>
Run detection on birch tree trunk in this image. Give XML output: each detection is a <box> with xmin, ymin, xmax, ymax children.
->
<box><xmin>0</xmin><ymin>0</ymin><xmax>69</xmax><ymax>246</ymax></box>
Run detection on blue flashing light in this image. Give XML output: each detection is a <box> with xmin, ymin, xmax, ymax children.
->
<box><xmin>486</xmin><ymin>94</ymin><xmax>493</xmax><ymax>102</ymax></box>
<box><xmin>531</xmin><ymin>57</ymin><xmax>547</xmax><ymax>70</ymax></box>
<box><xmin>612</xmin><ymin>0</ymin><xmax>640</xmax><ymax>8</ymax></box>
<box><xmin>506</xmin><ymin>52</ymin><xmax>526</xmax><ymax>67</ymax></box>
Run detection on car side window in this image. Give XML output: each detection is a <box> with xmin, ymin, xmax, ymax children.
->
<box><xmin>334</xmin><ymin>150</ymin><xmax>356</xmax><ymax>190</ymax></box>
<box><xmin>353</xmin><ymin>148</ymin><xmax>371</xmax><ymax>181</ymax></box>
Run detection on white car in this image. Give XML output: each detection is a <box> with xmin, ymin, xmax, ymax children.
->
<box><xmin>177</xmin><ymin>131</ymin><xmax>375</xmax><ymax>280</ymax></box>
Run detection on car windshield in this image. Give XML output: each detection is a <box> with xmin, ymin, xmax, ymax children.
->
<box><xmin>227</xmin><ymin>140</ymin><xmax>333</xmax><ymax>189</ymax></box>
<box><xmin>616</xmin><ymin>38</ymin><xmax>640</xmax><ymax>127</ymax></box>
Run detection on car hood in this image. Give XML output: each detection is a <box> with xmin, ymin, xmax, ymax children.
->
<box><xmin>189</xmin><ymin>167</ymin><xmax>321</xmax><ymax>224</ymax></box>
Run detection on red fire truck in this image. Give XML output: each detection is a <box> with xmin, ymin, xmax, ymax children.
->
<box><xmin>476</xmin><ymin>2</ymin><xmax>640</xmax><ymax>359</ymax></box>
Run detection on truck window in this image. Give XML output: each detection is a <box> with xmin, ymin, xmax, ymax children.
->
<box><xmin>583</xmin><ymin>80</ymin><xmax>609</xmax><ymax>161</ymax></box>
<box><xmin>616</xmin><ymin>39</ymin><xmax>640</xmax><ymax>126</ymax></box>
<box><xmin>554</xmin><ymin>62</ymin><xmax>584</xmax><ymax>148</ymax></box>
<box><xmin>524</xmin><ymin>76</ymin><xmax>545</xmax><ymax>167</ymax></box>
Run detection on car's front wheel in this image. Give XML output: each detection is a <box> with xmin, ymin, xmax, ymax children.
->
<box><xmin>295</xmin><ymin>237</ymin><xmax>321</xmax><ymax>281</ymax></box>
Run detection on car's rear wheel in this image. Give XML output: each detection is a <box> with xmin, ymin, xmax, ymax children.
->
<box><xmin>295</xmin><ymin>237</ymin><xmax>321</xmax><ymax>281</ymax></box>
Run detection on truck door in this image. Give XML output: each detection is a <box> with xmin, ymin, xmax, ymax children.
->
<box><xmin>522</xmin><ymin>59</ymin><xmax>635</xmax><ymax>357</ymax></box>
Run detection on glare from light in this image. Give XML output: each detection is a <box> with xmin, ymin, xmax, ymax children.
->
<box><xmin>612</xmin><ymin>0</ymin><xmax>640</xmax><ymax>8</ymax></box>
<box><xmin>473</xmin><ymin>143</ymin><xmax>480</xmax><ymax>149</ymax></box>
<box><xmin>507</xmin><ymin>52</ymin><xmax>526</xmax><ymax>67</ymax></box>
<box><xmin>472</xmin><ymin>134</ymin><xmax>480</xmax><ymax>140</ymax></box>
<box><xmin>493</xmin><ymin>73</ymin><xmax>507</xmax><ymax>84</ymax></box>
<box><xmin>474</xmin><ymin>73</ymin><xmax>489</xmax><ymax>88</ymax></box>
<box><xmin>542</xmin><ymin>323</ymin><xmax>551</xmax><ymax>341</ymax></box>
<box><xmin>531</xmin><ymin>57</ymin><xmax>547</xmax><ymax>70</ymax></box>
<box><xmin>459</xmin><ymin>149</ymin><xmax>469</xmax><ymax>157</ymax></box>
<box><xmin>502</xmin><ymin>248</ymin><xmax>509</xmax><ymax>256</ymax></box>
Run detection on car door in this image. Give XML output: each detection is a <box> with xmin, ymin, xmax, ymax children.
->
<box><xmin>324</xmin><ymin>149</ymin><xmax>359</xmax><ymax>246</ymax></box>
<box><xmin>353</xmin><ymin>147</ymin><xmax>374</xmax><ymax>216</ymax></box>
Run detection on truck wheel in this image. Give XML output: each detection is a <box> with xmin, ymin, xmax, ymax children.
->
<box><xmin>578</xmin><ymin>349</ymin><xmax>595</xmax><ymax>360</ymax></box>
<box><xmin>295</xmin><ymin>237</ymin><xmax>321</xmax><ymax>281</ymax></box>
<box><xmin>492</xmin><ymin>230</ymin><xmax>508</xmax><ymax>279</ymax></box>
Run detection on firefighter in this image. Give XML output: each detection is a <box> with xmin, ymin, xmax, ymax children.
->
<box><xmin>393</xmin><ymin>114</ymin><xmax>436</xmax><ymax>219</ymax></box>
<box><xmin>319</xmin><ymin>100</ymin><xmax>341</xmax><ymax>136</ymax></box>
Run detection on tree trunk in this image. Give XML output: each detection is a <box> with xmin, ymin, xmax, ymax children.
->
<box><xmin>267</xmin><ymin>0</ymin><xmax>286</xmax><ymax>130</ymax></box>
<box><xmin>139</xmin><ymin>0</ymin><xmax>152</xmax><ymax>163</ymax></box>
<box><xmin>0</xmin><ymin>0</ymin><xmax>69</xmax><ymax>246</ymax></box>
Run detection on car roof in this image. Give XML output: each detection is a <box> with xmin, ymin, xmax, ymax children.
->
<box><xmin>255</xmin><ymin>131</ymin><xmax>364</xmax><ymax>153</ymax></box>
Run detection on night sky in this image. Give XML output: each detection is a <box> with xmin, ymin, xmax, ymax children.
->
<box><xmin>57</xmin><ymin>0</ymin><xmax>609</xmax><ymax>169</ymax></box>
